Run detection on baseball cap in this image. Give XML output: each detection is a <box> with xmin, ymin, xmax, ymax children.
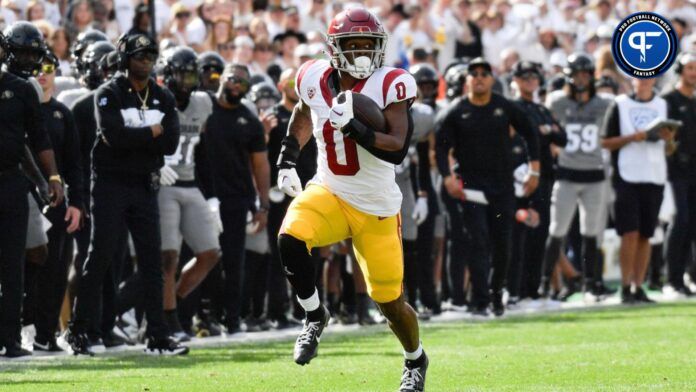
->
<box><xmin>467</xmin><ymin>57</ymin><xmax>492</xmax><ymax>74</ymax></box>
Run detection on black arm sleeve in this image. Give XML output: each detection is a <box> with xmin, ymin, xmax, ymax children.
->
<box><xmin>362</xmin><ymin>110</ymin><xmax>414</xmax><ymax>165</ymax></box>
<box><xmin>602</xmin><ymin>102</ymin><xmax>621</xmax><ymax>139</ymax></box>
<box><xmin>509</xmin><ymin>101</ymin><xmax>540</xmax><ymax>161</ymax></box>
<box><xmin>62</xmin><ymin>107</ymin><xmax>84</xmax><ymax>208</ymax></box>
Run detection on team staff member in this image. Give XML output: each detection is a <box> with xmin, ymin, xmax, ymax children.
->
<box><xmin>0</xmin><ymin>31</ymin><xmax>64</xmax><ymax>358</ymax></box>
<box><xmin>66</xmin><ymin>33</ymin><xmax>187</xmax><ymax>356</ymax></box>
<box><xmin>265</xmin><ymin>67</ymin><xmax>317</xmax><ymax>328</ymax></box>
<box><xmin>602</xmin><ymin>77</ymin><xmax>675</xmax><ymax>304</ymax></box>
<box><xmin>23</xmin><ymin>52</ymin><xmax>84</xmax><ymax>353</ymax></box>
<box><xmin>202</xmin><ymin>63</ymin><xmax>270</xmax><ymax>333</ymax></box>
<box><xmin>68</xmin><ymin>41</ymin><xmax>129</xmax><ymax>349</ymax></box>
<box><xmin>662</xmin><ymin>52</ymin><xmax>696</xmax><ymax>296</ymax></box>
<box><xmin>435</xmin><ymin>57</ymin><xmax>540</xmax><ymax>316</ymax></box>
<box><xmin>510</xmin><ymin>60</ymin><xmax>567</xmax><ymax>301</ymax></box>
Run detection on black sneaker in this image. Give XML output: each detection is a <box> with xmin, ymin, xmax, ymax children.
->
<box><xmin>468</xmin><ymin>304</ymin><xmax>489</xmax><ymax>317</ymax></box>
<box><xmin>558</xmin><ymin>277</ymin><xmax>581</xmax><ymax>301</ymax></box>
<box><xmin>144</xmin><ymin>337</ymin><xmax>189</xmax><ymax>356</ymax></box>
<box><xmin>1</xmin><ymin>342</ymin><xmax>31</xmax><ymax>358</ymax></box>
<box><xmin>65</xmin><ymin>330</ymin><xmax>94</xmax><ymax>356</ymax></box>
<box><xmin>621</xmin><ymin>286</ymin><xmax>635</xmax><ymax>304</ymax></box>
<box><xmin>491</xmin><ymin>291</ymin><xmax>505</xmax><ymax>317</ymax></box>
<box><xmin>294</xmin><ymin>305</ymin><xmax>330</xmax><ymax>365</ymax></box>
<box><xmin>272</xmin><ymin>315</ymin><xmax>303</xmax><ymax>330</ymax></box>
<box><xmin>400</xmin><ymin>352</ymin><xmax>429</xmax><ymax>392</ymax></box>
<box><xmin>244</xmin><ymin>316</ymin><xmax>261</xmax><ymax>333</ymax></box>
<box><xmin>33</xmin><ymin>336</ymin><xmax>63</xmax><ymax>352</ymax></box>
<box><xmin>634</xmin><ymin>287</ymin><xmax>655</xmax><ymax>303</ymax></box>
<box><xmin>103</xmin><ymin>331</ymin><xmax>128</xmax><ymax>348</ymax></box>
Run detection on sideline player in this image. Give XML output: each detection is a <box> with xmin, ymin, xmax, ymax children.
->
<box><xmin>275</xmin><ymin>8</ymin><xmax>428</xmax><ymax>391</ymax></box>
<box><xmin>156</xmin><ymin>46</ymin><xmax>221</xmax><ymax>341</ymax></box>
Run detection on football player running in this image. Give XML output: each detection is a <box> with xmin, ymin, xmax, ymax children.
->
<box><xmin>275</xmin><ymin>8</ymin><xmax>428</xmax><ymax>392</ymax></box>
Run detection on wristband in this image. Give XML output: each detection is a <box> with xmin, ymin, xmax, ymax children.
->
<box><xmin>277</xmin><ymin>135</ymin><xmax>300</xmax><ymax>169</ymax></box>
<box><xmin>49</xmin><ymin>174</ymin><xmax>63</xmax><ymax>184</ymax></box>
<box><xmin>528</xmin><ymin>170</ymin><xmax>540</xmax><ymax>177</ymax></box>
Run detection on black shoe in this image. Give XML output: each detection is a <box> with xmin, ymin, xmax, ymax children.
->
<box><xmin>596</xmin><ymin>282</ymin><xmax>617</xmax><ymax>296</ymax></box>
<box><xmin>144</xmin><ymin>337</ymin><xmax>189</xmax><ymax>356</ymax></box>
<box><xmin>224</xmin><ymin>321</ymin><xmax>242</xmax><ymax>335</ymax></box>
<box><xmin>491</xmin><ymin>291</ymin><xmax>505</xmax><ymax>317</ymax></box>
<box><xmin>33</xmin><ymin>336</ymin><xmax>63</xmax><ymax>352</ymax></box>
<box><xmin>400</xmin><ymin>352</ymin><xmax>429</xmax><ymax>392</ymax></box>
<box><xmin>469</xmin><ymin>305</ymin><xmax>489</xmax><ymax>317</ymax></box>
<box><xmin>294</xmin><ymin>305</ymin><xmax>330</xmax><ymax>365</ymax></box>
<box><xmin>103</xmin><ymin>331</ymin><xmax>127</xmax><ymax>348</ymax></box>
<box><xmin>416</xmin><ymin>308</ymin><xmax>433</xmax><ymax>321</ymax></box>
<box><xmin>244</xmin><ymin>316</ymin><xmax>261</xmax><ymax>333</ymax></box>
<box><xmin>621</xmin><ymin>286</ymin><xmax>635</xmax><ymax>304</ymax></box>
<box><xmin>1</xmin><ymin>342</ymin><xmax>31</xmax><ymax>358</ymax></box>
<box><xmin>558</xmin><ymin>277</ymin><xmax>581</xmax><ymax>301</ymax></box>
<box><xmin>65</xmin><ymin>330</ymin><xmax>94</xmax><ymax>356</ymax></box>
<box><xmin>338</xmin><ymin>310</ymin><xmax>358</xmax><ymax>325</ymax></box>
<box><xmin>273</xmin><ymin>315</ymin><xmax>302</xmax><ymax>330</ymax></box>
<box><xmin>634</xmin><ymin>287</ymin><xmax>655</xmax><ymax>303</ymax></box>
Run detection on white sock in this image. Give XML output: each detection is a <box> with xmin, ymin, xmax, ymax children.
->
<box><xmin>297</xmin><ymin>289</ymin><xmax>320</xmax><ymax>312</ymax></box>
<box><xmin>404</xmin><ymin>342</ymin><xmax>423</xmax><ymax>360</ymax></box>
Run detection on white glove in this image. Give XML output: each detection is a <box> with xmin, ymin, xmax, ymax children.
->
<box><xmin>277</xmin><ymin>168</ymin><xmax>302</xmax><ymax>197</ymax></box>
<box><xmin>412</xmin><ymin>196</ymin><xmax>429</xmax><ymax>226</ymax></box>
<box><xmin>207</xmin><ymin>197</ymin><xmax>223</xmax><ymax>234</ymax></box>
<box><xmin>329</xmin><ymin>91</ymin><xmax>354</xmax><ymax>130</ymax></box>
<box><xmin>159</xmin><ymin>165</ymin><xmax>179</xmax><ymax>186</ymax></box>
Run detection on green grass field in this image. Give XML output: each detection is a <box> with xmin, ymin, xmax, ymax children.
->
<box><xmin>2</xmin><ymin>303</ymin><xmax>695</xmax><ymax>391</ymax></box>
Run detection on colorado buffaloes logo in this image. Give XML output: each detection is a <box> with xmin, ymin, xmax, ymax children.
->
<box><xmin>136</xmin><ymin>36</ymin><xmax>150</xmax><ymax>48</ymax></box>
<box><xmin>611</xmin><ymin>12</ymin><xmax>677</xmax><ymax>78</ymax></box>
<box><xmin>307</xmin><ymin>87</ymin><xmax>316</xmax><ymax>99</ymax></box>
<box><xmin>1</xmin><ymin>90</ymin><xmax>14</xmax><ymax>99</ymax></box>
<box><xmin>53</xmin><ymin>111</ymin><xmax>63</xmax><ymax>119</ymax></box>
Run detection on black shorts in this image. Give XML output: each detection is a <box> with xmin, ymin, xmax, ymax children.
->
<box><xmin>613</xmin><ymin>177</ymin><xmax>664</xmax><ymax>238</ymax></box>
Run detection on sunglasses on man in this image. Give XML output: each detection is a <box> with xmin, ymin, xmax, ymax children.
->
<box><xmin>469</xmin><ymin>70</ymin><xmax>491</xmax><ymax>78</ymax></box>
<box><xmin>132</xmin><ymin>51</ymin><xmax>158</xmax><ymax>62</ymax></box>
<box><xmin>223</xmin><ymin>74</ymin><xmax>250</xmax><ymax>88</ymax></box>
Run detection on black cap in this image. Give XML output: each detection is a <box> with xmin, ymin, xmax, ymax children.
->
<box><xmin>467</xmin><ymin>57</ymin><xmax>492</xmax><ymax>74</ymax></box>
<box><xmin>512</xmin><ymin>60</ymin><xmax>541</xmax><ymax>77</ymax></box>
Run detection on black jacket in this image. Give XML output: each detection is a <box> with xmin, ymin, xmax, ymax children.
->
<box><xmin>435</xmin><ymin>94</ymin><xmax>540</xmax><ymax>192</ymax></box>
<box><xmin>42</xmin><ymin>98</ymin><xmax>83</xmax><ymax>208</ymax></box>
<box><xmin>92</xmin><ymin>74</ymin><xmax>179</xmax><ymax>177</ymax></box>
<box><xmin>0</xmin><ymin>72</ymin><xmax>52</xmax><ymax>170</ymax></box>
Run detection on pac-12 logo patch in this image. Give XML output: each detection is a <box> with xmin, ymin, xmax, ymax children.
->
<box><xmin>612</xmin><ymin>12</ymin><xmax>678</xmax><ymax>78</ymax></box>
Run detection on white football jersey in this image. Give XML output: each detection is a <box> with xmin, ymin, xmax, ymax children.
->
<box><xmin>295</xmin><ymin>59</ymin><xmax>417</xmax><ymax>216</ymax></box>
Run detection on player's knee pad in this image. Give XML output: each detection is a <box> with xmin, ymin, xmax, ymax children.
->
<box><xmin>278</xmin><ymin>233</ymin><xmax>316</xmax><ymax>298</ymax></box>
